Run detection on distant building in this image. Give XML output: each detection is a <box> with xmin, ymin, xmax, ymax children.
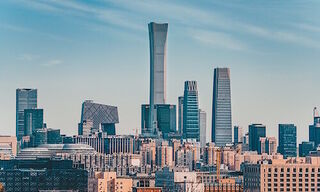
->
<box><xmin>148</xmin><ymin>22</ymin><xmax>168</xmax><ymax>135</ymax></box>
<box><xmin>47</xmin><ymin>128</ymin><xmax>62</xmax><ymax>144</ymax></box>
<box><xmin>259</xmin><ymin>137</ymin><xmax>277</xmax><ymax>155</ymax></box>
<box><xmin>249</xmin><ymin>124</ymin><xmax>266</xmax><ymax>153</ymax></box>
<box><xmin>309</xmin><ymin>107</ymin><xmax>320</xmax><ymax>148</ymax></box>
<box><xmin>178</xmin><ymin>96</ymin><xmax>184</xmax><ymax>135</ymax></box>
<box><xmin>199</xmin><ymin>109</ymin><xmax>207</xmax><ymax>148</ymax></box>
<box><xmin>156</xmin><ymin>141</ymin><xmax>173</xmax><ymax>168</ymax></box>
<box><xmin>243</xmin><ymin>157</ymin><xmax>320</xmax><ymax>192</ymax></box>
<box><xmin>89</xmin><ymin>171</ymin><xmax>132</xmax><ymax>192</ymax></box>
<box><xmin>299</xmin><ymin>141</ymin><xmax>315</xmax><ymax>157</ymax></box>
<box><xmin>16</xmin><ymin>88</ymin><xmax>37</xmax><ymax>141</ymax></box>
<box><xmin>141</xmin><ymin>104</ymin><xmax>176</xmax><ymax>138</ymax></box>
<box><xmin>211</xmin><ymin>68</ymin><xmax>232</xmax><ymax>147</ymax></box>
<box><xmin>78</xmin><ymin>119</ymin><xmax>93</xmax><ymax>136</ymax></box>
<box><xmin>183</xmin><ymin>81</ymin><xmax>199</xmax><ymax>141</ymax></box>
<box><xmin>0</xmin><ymin>159</ymin><xmax>88</xmax><ymax>192</ymax></box>
<box><xmin>80</xmin><ymin>100</ymin><xmax>119</xmax><ymax>135</ymax></box>
<box><xmin>32</xmin><ymin>128</ymin><xmax>47</xmax><ymax>147</ymax></box>
<box><xmin>0</xmin><ymin>136</ymin><xmax>17</xmax><ymax>159</ymax></box>
<box><xmin>233</xmin><ymin>126</ymin><xmax>242</xmax><ymax>144</ymax></box>
<box><xmin>278</xmin><ymin>124</ymin><xmax>297</xmax><ymax>158</ymax></box>
<box><xmin>155</xmin><ymin>167</ymin><xmax>174</xmax><ymax>191</ymax></box>
<box><xmin>24</xmin><ymin>108</ymin><xmax>43</xmax><ymax>136</ymax></box>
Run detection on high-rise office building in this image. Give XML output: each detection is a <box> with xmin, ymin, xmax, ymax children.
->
<box><xmin>211</xmin><ymin>68</ymin><xmax>232</xmax><ymax>147</ymax></box>
<box><xmin>249</xmin><ymin>124</ymin><xmax>266</xmax><ymax>153</ymax></box>
<box><xmin>299</xmin><ymin>141</ymin><xmax>315</xmax><ymax>157</ymax></box>
<box><xmin>148</xmin><ymin>22</ymin><xmax>168</xmax><ymax>135</ymax></box>
<box><xmin>183</xmin><ymin>81</ymin><xmax>199</xmax><ymax>140</ymax></box>
<box><xmin>16</xmin><ymin>88</ymin><xmax>37</xmax><ymax>141</ymax></box>
<box><xmin>309</xmin><ymin>107</ymin><xmax>320</xmax><ymax>148</ymax></box>
<box><xmin>80</xmin><ymin>100</ymin><xmax>119</xmax><ymax>134</ymax></box>
<box><xmin>141</xmin><ymin>104</ymin><xmax>176</xmax><ymax>137</ymax></box>
<box><xmin>199</xmin><ymin>109</ymin><xmax>207</xmax><ymax>148</ymax></box>
<box><xmin>278</xmin><ymin>124</ymin><xmax>297</xmax><ymax>158</ymax></box>
<box><xmin>47</xmin><ymin>128</ymin><xmax>62</xmax><ymax>144</ymax></box>
<box><xmin>178</xmin><ymin>96</ymin><xmax>184</xmax><ymax>135</ymax></box>
<box><xmin>234</xmin><ymin>126</ymin><xmax>243</xmax><ymax>144</ymax></box>
<box><xmin>24</xmin><ymin>108</ymin><xmax>43</xmax><ymax>136</ymax></box>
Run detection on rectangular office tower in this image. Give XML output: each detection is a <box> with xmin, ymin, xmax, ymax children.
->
<box><xmin>16</xmin><ymin>88</ymin><xmax>37</xmax><ymax>141</ymax></box>
<box><xmin>141</xmin><ymin>104</ymin><xmax>176</xmax><ymax>137</ymax></box>
<box><xmin>148</xmin><ymin>22</ymin><xmax>168</xmax><ymax>135</ymax></box>
<box><xmin>178</xmin><ymin>96</ymin><xmax>184</xmax><ymax>135</ymax></box>
<box><xmin>249</xmin><ymin>124</ymin><xmax>266</xmax><ymax>153</ymax></box>
<box><xmin>278</xmin><ymin>124</ymin><xmax>297</xmax><ymax>158</ymax></box>
<box><xmin>234</xmin><ymin>126</ymin><xmax>243</xmax><ymax>144</ymax></box>
<box><xmin>24</xmin><ymin>108</ymin><xmax>43</xmax><ymax>136</ymax></box>
<box><xmin>211</xmin><ymin>68</ymin><xmax>232</xmax><ymax>146</ymax></box>
<box><xmin>183</xmin><ymin>81</ymin><xmax>199</xmax><ymax>141</ymax></box>
<box><xmin>199</xmin><ymin>109</ymin><xmax>207</xmax><ymax>148</ymax></box>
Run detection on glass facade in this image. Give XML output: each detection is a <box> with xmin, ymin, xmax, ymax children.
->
<box><xmin>141</xmin><ymin>104</ymin><xmax>176</xmax><ymax>137</ymax></box>
<box><xmin>183</xmin><ymin>81</ymin><xmax>199</xmax><ymax>140</ymax></box>
<box><xmin>148</xmin><ymin>22</ymin><xmax>168</xmax><ymax>134</ymax></box>
<box><xmin>16</xmin><ymin>89</ymin><xmax>37</xmax><ymax>141</ymax></box>
<box><xmin>278</xmin><ymin>124</ymin><xmax>297</xmax><ymax>158</ymax></box>
<box><xmin>24</xmin><ymin>108</ymin><xmax>43</xmax><ymax>136</ymax></box>
<box><xmin>249</xmin><ymin>124</ymin><xmax>266</xmax><ymax>153</ymax></box>
<box><xmin>80</xmin><ymin>100</ymin><xmax>119</xmax><ymax>134</ymax></box>
<box><xmin>299</xmin><ymin>141</ymin><xmax>315</xmax><ymax>157</ymax></box>
<box><xmin>212</xmin><ymin>68</ymin><xmax>232</xmax><ymax>146</ymax></box>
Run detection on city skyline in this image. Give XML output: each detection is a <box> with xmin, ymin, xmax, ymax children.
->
<box><xmin>1</xmin><ymin>1</ymin><xmax>320</xmax><ymax>144</ymax></box>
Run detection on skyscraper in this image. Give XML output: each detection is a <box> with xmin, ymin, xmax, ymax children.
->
<box><xmin>16</xmin><ymin>88</ymin><xmax>37</xmax><ymax>141</ymax></box>
<box><xmin>234</xmin><ymin>126</ymin><xmax>243</xmax><ymax>144</ymax></box>
<box><xmin>148</xmin><ymin>22</ymin><xmax>168</xmax><ymax>135</ymax></box>
<box><xmin>178</xmin><ymin>96</ymin><xmax>184</xmax><ymax>135</ymax></box>
<box><xmin>211</xmin><ymin>68</ymin><xmax>232</xmax><ymax>147</ymax></box>
<box><xmin>183</xmin><ymin>81</ymin><xmax>199</xmax><ymax>140</ymax></box>
<box><xmin>249</xmin><ymin>124</ymin><xmax>266</xmax><ymax>153</ymax></box>
<box><xmin>199</xmin><ymin>109</ymin><xmax>207</xmax><ymax>148</ymax></box>
<box><xmin>309</xmin><ymin>107</ymin><xmax>320</xmax><ymax>148</ymax></box>
<box><xmin>278</xmin><ymin>124</ymin><xmax>297</xmax><ymax>158</ymax></box>
<box><xmin>24</xmin><ymin>108</ymin><xmax>43</xmax><ymax>136</ymax></box>
<box><xmin>80</xmin><ymin>100</ymin><xmax>119</xmax><ymax>134</ymax></box>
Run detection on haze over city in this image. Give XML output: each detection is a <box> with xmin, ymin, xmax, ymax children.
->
<box><xmin>1</xmin><ymin>0</ymin><xmax>320</xmax><ymax>144</ymax></box>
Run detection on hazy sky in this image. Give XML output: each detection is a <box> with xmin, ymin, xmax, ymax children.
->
<box><xmin>1</xmin><ymin>0</ymin><xmax>320</xmax><ymax>143</ymax></box>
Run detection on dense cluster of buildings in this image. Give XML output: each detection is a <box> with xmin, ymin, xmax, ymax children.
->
<box><xmin>1</xmin><ymin>22</ymin><xmax>320</xmax><ymax>192</ymax></box>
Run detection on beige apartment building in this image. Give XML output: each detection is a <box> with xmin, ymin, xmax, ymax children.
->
<box><xmin>244</xmin><ymin>157</ymin><xmax>320</xmax><ymax>192</ymax></box>
<box><xmin>89</xmin><ymin>172</ymin><xmax>132</xmax><ymax>192</ymax></box>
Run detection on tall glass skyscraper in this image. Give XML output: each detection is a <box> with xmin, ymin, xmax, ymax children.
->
<box><xmin>16</xmin><ymin>88</ymin><xmax>37</xmax><ymax>141</ymax></box>
<box><xmin>278</xmin><ymin>124</ymin><xmax>297</xmax><ymax>158</ymax></box>
<box><xmin>183</xmin><ymin>81</ymin><xmax>199</xmax><ymax>141</ymax></box>
<box><xmin>148</xmin><ymin>22</ymin><xmax>168</xmax><ymax>135</ymax></box>
<box><xmin>211</xmin><ymin>68</ymin><xmax>232</xmax><ymax>146</ymax></box>
<box><xmin>309</xmin><ymin>107</ymin><xmax>320</xmax><ymax>148</ymax></box>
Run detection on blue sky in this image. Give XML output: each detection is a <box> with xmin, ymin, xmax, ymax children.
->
<box><xmin>1</xmin><ymin>0</ymin><xmax>320</xmax><ymax>143</ymax></box>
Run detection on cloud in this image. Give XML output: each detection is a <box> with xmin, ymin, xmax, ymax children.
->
<box><xmin>190</xmin><ymin>29</ymin><xmax>248</xmax><ymax>51</ymax></box>
<box><xmin>42</xmin><ymin>59</ymin><xmax>62</xmax><ymax>67</ymax></box>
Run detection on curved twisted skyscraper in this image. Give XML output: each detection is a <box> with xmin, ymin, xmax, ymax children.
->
<box><xmin>212</xmin><ymin>68</ymin><xmax>232</xmax><ymax>146</ymax></box>
<box><xmin>147</xmin><ymin>22</ymin><xmax>168</xmax><ymax>136</ymax></box>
